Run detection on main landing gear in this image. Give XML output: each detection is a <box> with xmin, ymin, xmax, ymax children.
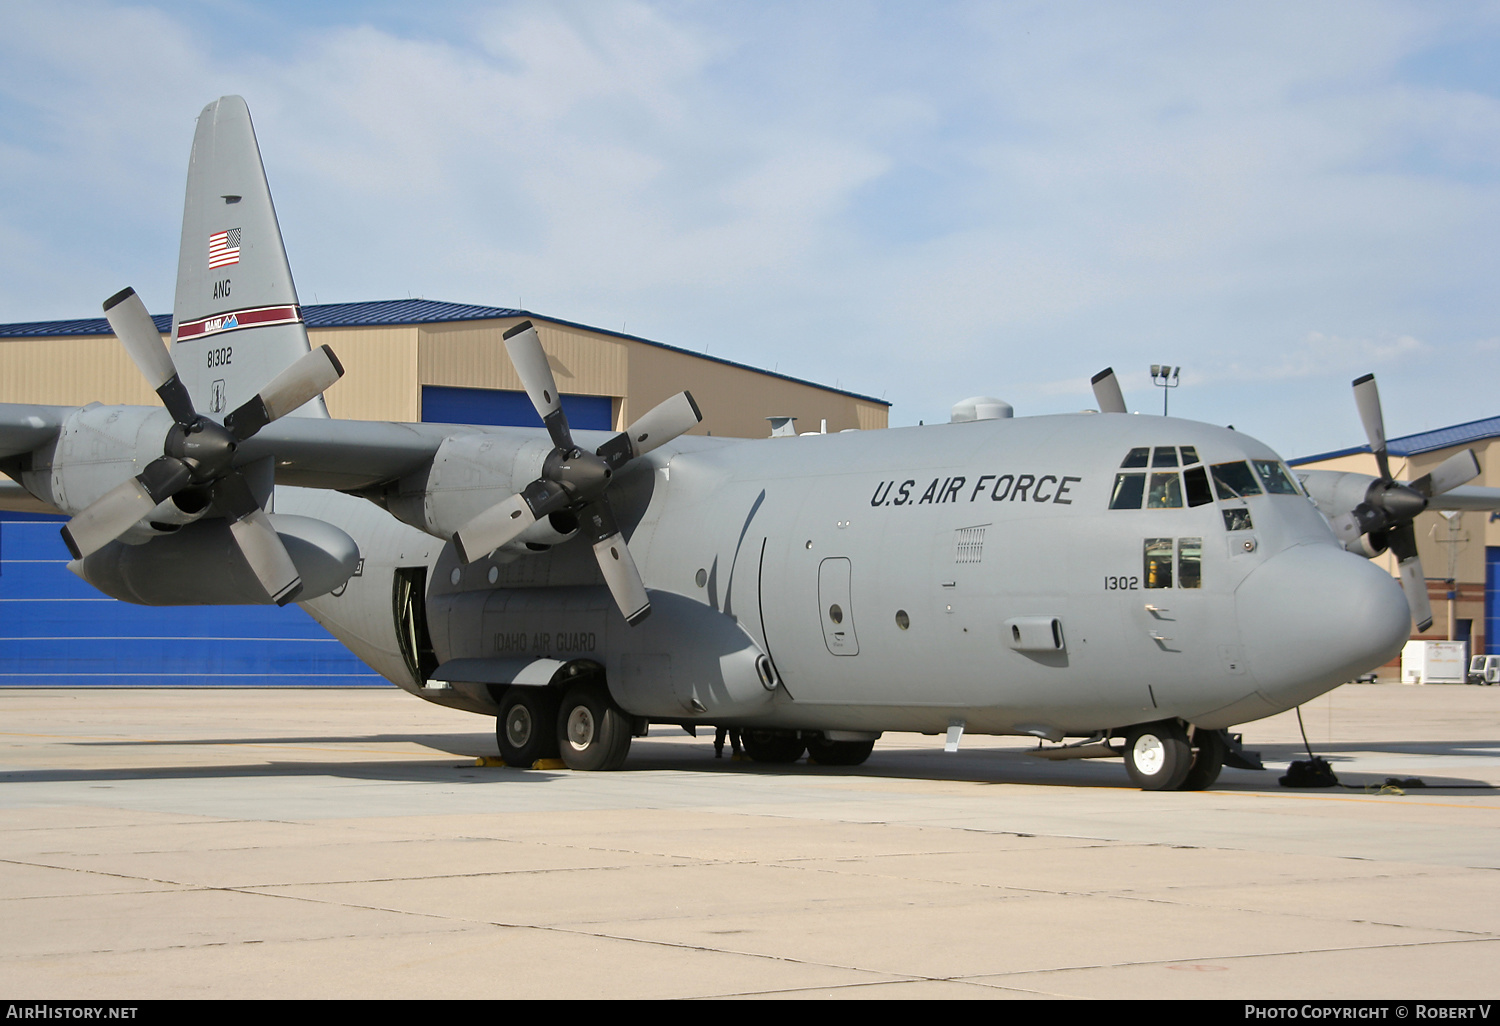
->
<box><xmin>495</xmin><ymin>680</ymin><xmax>633</xmax><ymax>771</ymax></box>
<box><xmin>1121</xmin><ymin>720</ymin><xmax>1226</xmax><ymax>791</ymax></box>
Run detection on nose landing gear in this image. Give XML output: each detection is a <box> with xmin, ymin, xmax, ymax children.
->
<box><xmin>1121</xmin><ymin>720</ymin><xmax>1228</xmax><ymax>791</ymax></box>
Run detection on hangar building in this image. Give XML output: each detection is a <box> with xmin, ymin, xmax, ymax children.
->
<box><xmin>1291</xmin><ymin>416</ymin><xmax>1500</xmax><ymax>658</ymax></box>
<box><xmin>0</xmin><ymin>299</ymin><xmax>888</xmax><ymax>685</ymax></box>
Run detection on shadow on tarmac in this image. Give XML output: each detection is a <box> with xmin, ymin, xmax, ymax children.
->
<box><xmin>13</xmin><ymin>732</ymin><xmax>1496</xmax><ymax>793</ymax></box>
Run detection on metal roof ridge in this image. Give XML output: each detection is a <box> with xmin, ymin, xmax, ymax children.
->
<box><xmin>0</xmin><ymin>298</ymin><xmax>889</xmax><ymax>408</ymax></box>
<box><xmin>1290</xmin><ymin>413</ymin><xmax>1500</xmax><ymax>465</ymax></box>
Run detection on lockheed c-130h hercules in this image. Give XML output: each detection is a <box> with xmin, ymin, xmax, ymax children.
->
<box><xmin>3</xmin><ymin>97</ymin><xmax>1494</xmax><ymax>791</ymax></box>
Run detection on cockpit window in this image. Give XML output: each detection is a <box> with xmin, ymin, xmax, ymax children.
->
<box><xmin>1183</xmin><ymin>465</ymin><xmax>1213</xmax><ymax>507</ymax></box>
<box><xmin>1210</xmin><ymin>461</ymin><xmax>1262</xmax><ymax>500</ymax></box>
<box><xmin>1222</xmin><ymin>508</ymin><xmax>1253</xmax><ymax>531</ymax></box>
<box><xmin>1253</xmin><ymin>460</ymin><xmax>1300</xmax><ymax>495</ymax></box>
<box><xmin>1111</xmin><ymin>447</ymin><xmax>1217</xmax><ymax>510</ymax></box>
<box><xmin>1110</xmin><ymin>473</ymin><xmax>1146</xmax><ymax>509</ymax></box>
<box><xmin>1146</xmin><ymin>473</ymin><xmax>1183</xmax><ymax>508</ymax></box>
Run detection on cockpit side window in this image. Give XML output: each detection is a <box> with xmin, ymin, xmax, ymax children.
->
<box><xmin>1252</xmin><ymin>460</ymin><xmax>1300</xmax><ymax>495</ymax></box>
<box><xmin>1222</xmin><ymin>508</ymin><xmax>1253</xmax><ymax>531</ymax></box>
<box><xmin>1178</xmin><ymin>538</ymin><xmax>1202</xmax><ymax>588</ymax></box>
<box><xmin>1210</xmin><ymin>461</ymin><xmax>1262</xmax><ymax>500</ymax></box>
<box><xmin>1144</xmin><ymin>538</ymin><xmax>1174</xmax><ymax>588</ymax></box>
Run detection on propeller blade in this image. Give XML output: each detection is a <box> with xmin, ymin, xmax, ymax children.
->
<box><xmin>453</xmin><ymin>493</ymin><xmax>536</xmax><ymax>563</ymax></box>
<box><xmin>103</xmin><ymin>287</ymin><xmax>195</xmax><ymax>425</ymax></box>
<box><xmin>580</xmin><ymin>500</ymin><xmax>649</xmax><ymax>625</ymax></box>
<box><xmin>1352</xmin><ymin>374</ymin><xmax>1392</xmax><ymax>481</ymax></box>
<box><xmin>1091</xmin><ymin>368</ymin><xmax>1128</xmax><ymax>414</ymax></box>
<box><xmin>1396</xmin><ymin>556</ymin><xmax>1432</xmax><ymax>633</ymax></box>
<box><xmin>452</xmin><ymin>478</ymin><xmax>572</xmax><ymax>563</ymax></box>
<box><xmin>504</xmin><ymin>321</ymin><xmax>573</xmax><ymax>451</ymax></box>
<box><xmin>1408</xmin><ymin>448</ymin><xmax>1480</xmax><ymax>499</ymax></box>
<box><xmin>1386</xmin><ymin>522</ymin><xmax>1432</xmax><ymax>632</ymax></box>
<box><xmin>1426</xmin><ymin>485</ymin><xmax>1500</xmax><ymax>511</ymax></box>
<box><xmin>59</xmin><ymin>456</ymin><xmax>193</xmax><ymax>559</ymax></box>
<box><xmin>597</xmin><ymin>391</ymin><xmax>702</xmax><ymax>469</ymax></box>
<box><xmin>228</xmin><ymin>508</ymin><xmax>304</xmax><ymax>605</ymax></box>
<box><xmin>592</xmin><ymin>532</ymin><xmax>650</xmax><ymax>625</ymax></box>
<box><xmin>208</xmin><ymin>470</ymin><xmax>301</xmax><ymax>604</ymax></box>
<box><xmin>224</xmin><ymin>345</ymin><xmax>344</xmax><ymax>440</ymax></box>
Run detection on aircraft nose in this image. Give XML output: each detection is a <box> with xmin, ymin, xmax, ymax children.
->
<box><xmin>1235</xmin><ymin>543</ymin><xmax>1409</xmax><ymax>706</ymax></box>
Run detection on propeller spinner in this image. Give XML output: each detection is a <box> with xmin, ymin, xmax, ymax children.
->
<box><xmin>60</xmin><ymin>288</ymin><xmax>344</xmax><ymax>606</ymax></box>
<box><xmin>452</xmin><ymin>320</ymin><xmax>702</xmax><ymax>625</ymax></box>
<box><xmin>1339</xmin><ymin>373</ymin><xmax>1481</xmax><ymax>632</ymax></box>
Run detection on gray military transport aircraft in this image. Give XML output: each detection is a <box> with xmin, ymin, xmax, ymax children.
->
<box><xmin>2</xmin><ymin>97</ymin><xmax>1495</xmax><ymax>790</ymax></box>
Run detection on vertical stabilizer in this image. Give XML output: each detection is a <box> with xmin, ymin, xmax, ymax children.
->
<box><xmin>172</xmin><ymin>96</ymin><xmax>326</xmax><ymax>421</ymax></box>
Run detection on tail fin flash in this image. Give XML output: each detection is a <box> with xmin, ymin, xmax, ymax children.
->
<box><xmin>171</xmin><ymin>96</ymin><xmax>327</xmax><ymax>421</ymax></box>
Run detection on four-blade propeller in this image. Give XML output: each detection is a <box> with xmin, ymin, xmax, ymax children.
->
<box><xmin>452</xmin><ymin>320</ymin><xmax>702</xmax><ymax>625</ymax></box>
<box><xmin>60</xmin><ymin>288</ymin><xmax>343</xmax><ymax>606</ymax></box>
<box><xmin>1339</xmin><ymin>373</ymin><xmax>1481</xmax><ymax>632</ymax></box>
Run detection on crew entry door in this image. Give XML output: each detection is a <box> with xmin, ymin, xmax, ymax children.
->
<box><xmin>817</xmin><ymin>557</ymin><xmax>859</xmax><ymax>656</ymax></box>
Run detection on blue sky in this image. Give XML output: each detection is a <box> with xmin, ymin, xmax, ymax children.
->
<box><xmin>2</xmin><ymin>0</ymin><xmax>1498</xmax><ymax>457</ymax></box>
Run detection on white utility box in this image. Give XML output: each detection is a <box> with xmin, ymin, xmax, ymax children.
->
<box><xmin>1401</xmin><ymin>640</ymin><xmax>1468</xmax><ymax>684</ymax></box>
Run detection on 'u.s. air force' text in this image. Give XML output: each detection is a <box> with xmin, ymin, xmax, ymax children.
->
<box><xmin>870</xmin><ymin>474</ymin><xmax>1082</xmax><ymax>507</ymax></box>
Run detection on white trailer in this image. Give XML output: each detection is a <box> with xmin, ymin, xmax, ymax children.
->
<box><xmin>1401</xmin><ymin>640</ymin><xmax>1468</xmax><ymax>684</ymax></box>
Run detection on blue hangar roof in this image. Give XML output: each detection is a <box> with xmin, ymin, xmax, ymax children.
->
<box><xmin>0</xmin><ymin>298</ymin><xmax>888</xmax><ymax>407</ymax></box>
<box><xmin>1290</xmin><ymin>414</ymin><xmax>1500</xmax><ymax>465</ymax></box>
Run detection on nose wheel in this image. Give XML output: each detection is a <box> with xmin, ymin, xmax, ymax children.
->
<box><xmin>1121</xmin><ymin>721</ymin><xmax>1227</xmax><ymax>790</ymax></box>
<box><xmin>1122</xmin><ymin>721</ymin><xmax>1192</xmax><ymax>790</ymax></box>
<box><xmin>1180</xmin><ymin>727</ymin><xmax>1227</xmax><ymax>790</ymax></box>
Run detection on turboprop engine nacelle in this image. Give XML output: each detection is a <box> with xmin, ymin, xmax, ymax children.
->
<box><xmin>379</xmin><ymin>430</ymin><xmax>554</xmax><ymax>540</ymax></box>
<box><xmin>70</xmin><ymin>514</ymin><xmax>358</xmax><ymax>605</ymax></box>
<box><xmin>1295</xmin><ymin>468</ymin><xmax>1416</xmax><ymax>557</ymax></box>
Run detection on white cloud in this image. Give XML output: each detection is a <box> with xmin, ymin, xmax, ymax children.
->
<box><xmin>0</xmin><ymin>0</ymin><xmax>1496</xmax><ymax>451</ymax></box>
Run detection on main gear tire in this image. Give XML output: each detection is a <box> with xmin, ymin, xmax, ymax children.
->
<box><xmin>742</xmin><ymin>730</ymin><xmax>805</xmax><ymax>764</ymax></box>
<box><xmin>555</xmin><ymin>681</ymin><xmax>632</xmax><ymax>771</ymax></box>
<box><xmin>496</xmin><ymin>687</ymin><xmax>561</xmax><ymax>766</ymax></box>
<box><xmin>805</xmin><ymin>735</ymin><xmax>875</xmax><ymax>766</ymax></box>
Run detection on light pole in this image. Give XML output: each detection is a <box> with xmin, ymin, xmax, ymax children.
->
<box><xmin>1150</xmin><ymin>364</ymin><xmax>1180</xmax><ymax>416</ymax></box>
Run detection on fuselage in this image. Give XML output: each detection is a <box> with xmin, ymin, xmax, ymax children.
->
<box><xmin>288</xmin><ymin>411</ymin><xmax>1411</xmax><ymax>740</ymax></box>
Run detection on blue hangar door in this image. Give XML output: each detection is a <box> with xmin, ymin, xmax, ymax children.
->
<box><xmin>0</xmin><ymin>512</ymin><xmax>379</xmax><ymax>686</ymax></box>
<box><xmin>420</xmin><ymin>386</ymin><xmax>614</xmax><ymax>430</ymax></box>
<box><xmin>1</xmin><ymin>387</ymin><xmax>613</xmax><ymax>687</ymax></box>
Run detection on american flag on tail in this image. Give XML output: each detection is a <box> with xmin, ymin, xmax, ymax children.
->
<box><xmin>208</xmin><ymin>228</ymin><xmax>241</xmax><ymax>269</ymax></box>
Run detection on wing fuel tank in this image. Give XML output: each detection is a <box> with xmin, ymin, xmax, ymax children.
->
<box><xmin>70</xmin><ymin>513</ymin><xmax>358</xmax><ymax>605</ymax></box>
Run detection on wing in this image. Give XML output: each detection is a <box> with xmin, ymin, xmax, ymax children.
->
<box><xmin>0</xmin><ymin>405</ymin><xmax>70</xmax><ymax>513</ymax></box>
<box><xmin>235</xmin><ymin>416</ymin><xmax>475</xmax><ymax>491</ymax></box>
